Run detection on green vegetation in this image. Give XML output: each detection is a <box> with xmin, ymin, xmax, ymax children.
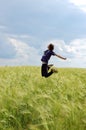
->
<box><xmin>0</xmin><ymin>66</ymin><xmax>86</xmax><ymax>130</ymax></box>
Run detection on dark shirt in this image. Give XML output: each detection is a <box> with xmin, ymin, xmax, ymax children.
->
<box><xmin>41</xmin><ymin>50</ymin><xmax>56</xmax><ymax>64</ymax></box>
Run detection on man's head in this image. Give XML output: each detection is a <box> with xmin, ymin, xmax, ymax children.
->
<box><xmin>48</xmin><ymin>43</ymin><xmax>54</xmax><ymax>51</ymax></box>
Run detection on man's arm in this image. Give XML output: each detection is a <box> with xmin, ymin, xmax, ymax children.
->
<box><xmin>55</xmin><ymin>54</ymin><xmax>67</xmax><ymax>60</ymax></box>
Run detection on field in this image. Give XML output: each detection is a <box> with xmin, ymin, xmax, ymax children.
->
<box><xmin>0</xmin><ymin>66</ymin><xmax>86</xmax><ymax>130</ymax></box>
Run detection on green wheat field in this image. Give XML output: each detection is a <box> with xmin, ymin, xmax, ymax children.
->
<box><xmin>0</xmin><ymin>66</ymin><xmax>86</xmax><ymax>130</ymax></box>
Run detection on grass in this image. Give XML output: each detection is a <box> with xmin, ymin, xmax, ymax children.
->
<box><xmin>0</xmin><ymin>66</ymin><xmax>86</xmax><ymax>130</ymax></box>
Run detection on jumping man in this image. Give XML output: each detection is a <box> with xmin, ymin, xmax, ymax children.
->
<box><xmin>41</xmin><ymin>43</ymin><xmax>67</xmax><ymax>78</ymax></box>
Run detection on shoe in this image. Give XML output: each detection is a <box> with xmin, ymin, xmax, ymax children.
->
<box><xmin>51</xmin><ymin>68</ymin><xmax>58</xmax><ymax>73</ymax></box>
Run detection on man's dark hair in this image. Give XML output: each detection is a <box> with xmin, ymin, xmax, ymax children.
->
<box><xmin>48</xmin><ymin>43</ymin><xmax>54</xmax><ymax>51</ymax></box>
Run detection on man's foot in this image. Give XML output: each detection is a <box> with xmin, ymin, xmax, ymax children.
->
<box><xmin>51</xmin><ymin>68</ymin><xmax>58</xmax><ymax>73</ymax></box>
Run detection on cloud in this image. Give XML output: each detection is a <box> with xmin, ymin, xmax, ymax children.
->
<box><xmin>43</xmin><ymin>39</ymin><xmax>86</xmax><ymax>68</ymax></box>
<box><xmin>8</xmin><ymin>38</ymin><xmax>29</xmax><ymax>59</ymax></box>
<box><xmin>70</xmin><ymin>0</ymin><xmax>86</xmax><ymax>12</ymax></box>
<box><xmin>0</xmin><ymin>30</ymin><xmax>41</xmax><ymax>66</ymax></box>
<box><xmin>1</xmin><ymin>0</ymin><xmax>86</xmax><ymax>42</ymax></box>
<box><xmin>0</xmin><ymin>37</ymin><xmax>16</xmax><ymax>59</ymax></box>
<box><xmin>0</xmin><ymin>25</ymin><xmax>6</xmax><ymax>29</ymax></box>
<box><xmin>69</xmin><ymin>39</ymin><xmax>86</xmax><ymax>57</ymax></box>
<box><xmin>8</xmin><ymin>37</ymin><xmax>41</xmax><ymax>65</ymax></box>
<box><xmin>70</xmin><ymin>0</ymin><xmax>86</xmax><ymax>5</ymax></box>
<box><xmin>0</xmin><ymin>0</ymin><xmax>86</xmax><ymax>67</ymax></box>
<box><xmin>0</xmin><ymin>35</ymin><xmax>86</xmax><ymax>67</ymax></box>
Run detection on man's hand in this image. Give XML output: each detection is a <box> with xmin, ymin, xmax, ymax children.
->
<box><xmin>63</xmin><ymin>58</ymin><xmax>67</xmax><ymax>60</ymax></box>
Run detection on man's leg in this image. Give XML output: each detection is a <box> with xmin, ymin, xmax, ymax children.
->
<box><xmin>41</xmin><ymin>64</ymin><xmax>53</xmax><ymax>78</ymax></box>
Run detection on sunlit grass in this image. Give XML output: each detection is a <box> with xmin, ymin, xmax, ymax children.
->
<box><xmin>0</xmin><ymin>66</ymin><xmax>86</xmax><ymax>130</ymax></box>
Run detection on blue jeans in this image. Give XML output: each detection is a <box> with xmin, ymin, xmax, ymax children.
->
<box><xmin>41</xmin><ymin>64</ymin><xmax>53</xmax><ymax>78</ymax></box>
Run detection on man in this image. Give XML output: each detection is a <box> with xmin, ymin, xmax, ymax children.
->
<box><xmin>41</xmin><ymin>43</ymin><xmax>67</xmax><ymax>78</ymax></box>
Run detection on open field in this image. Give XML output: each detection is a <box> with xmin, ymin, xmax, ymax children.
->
<box><xmin>0</xmin><ymin>66</ymin><xmax>86</xmax><ymax>130</ymax></box>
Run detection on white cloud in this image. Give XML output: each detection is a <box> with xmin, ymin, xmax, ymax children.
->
<box><xmin>70</xmin><ymin>0</ymin><xmax>86</xmax><ymax>5</ymax></box>
<box><xmin>70</xmin><ymin>0</ymin><xmax>86</xmax><ymax>12</ymax></box>
<box><xmin>0</xmin><ymin>0</ymin><xmax>86</xmax><ymax>68</ymax></box>
<box><xmin>0</xmin><ymin>25</ymin><xmax>6</xmax><ymax>29</ymax></box>
<box><xmin>8</xmin><ymin>38</ymin><xmax>40</xmax><ymax>65</ymax></box>
<box><xmin>0</xmin><ymin>36</ymin><xmax>86</xmax><ymax>68</ymax></box>
<box><xmin>43</xmin><ymin>39</ymin><xmax>86</xmax><ymax>68</ymax></box>
<box><xmin>70</xmin><ymin>39</ymin><xmax>86</xmax><ymax>58</ymax></box>
<box><xmin>8</xmin><ymin>38</ymin><xmax>29</xmax><ymax>59</ymax></box>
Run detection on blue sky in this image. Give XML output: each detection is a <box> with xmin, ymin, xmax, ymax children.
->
<box><xmin>0</xmin><ymin>0</ymin><xmax>86</xmax><ymax>68</ymax></box>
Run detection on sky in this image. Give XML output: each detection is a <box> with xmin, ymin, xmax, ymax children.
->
<box><xmin>0</xmin><ymin>0</ymin><xmax>86</xmax><ymax>68</ymax></box>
